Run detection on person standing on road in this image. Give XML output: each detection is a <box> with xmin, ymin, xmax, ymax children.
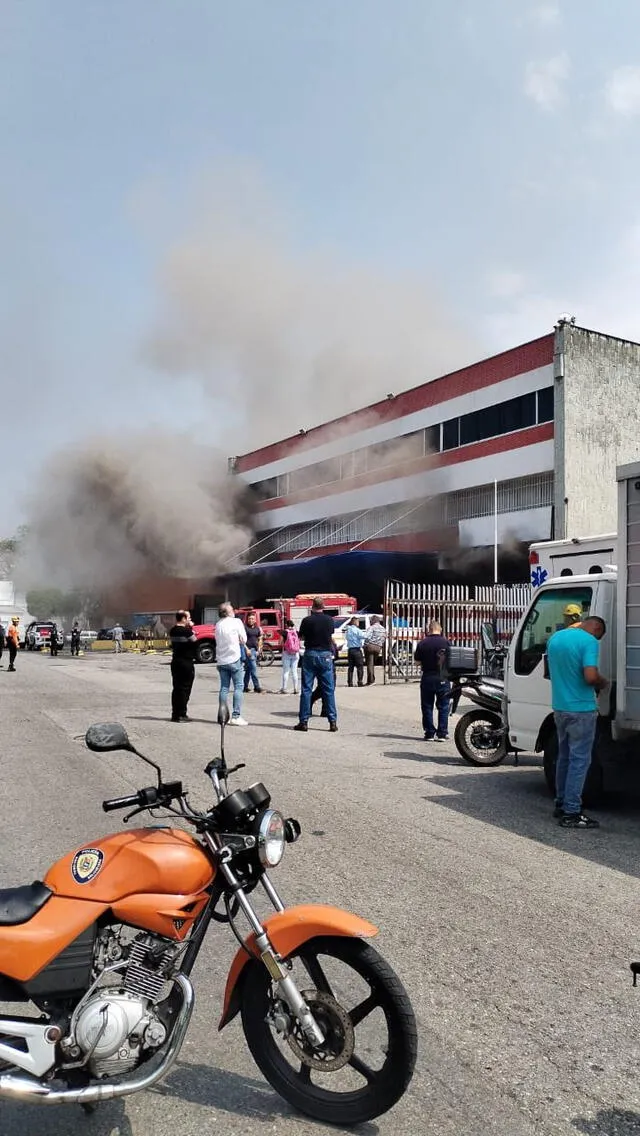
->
<box><xmin>345</xmin><ymin>617</ymin><xmax>366</xmax><ymax>687</ymax></box>
<box><xmin>546</xmin><ymin>615</ymin><xmax>608</xmax><ymax>829</ymax></box>
<box><xmin>70</xmin><ymin>623</ymin><xmax>81</xmax><ymax>657</ymax></box>
<box><xmin>0</xmin><ymin>620</ymin><xmax>5</xmax><ymax>666</ymax></box>
<box><xmin>243</xmin><ymin>611</ymin><xmax>263</xmax><ymax>694</ymax></box>
<box><xmin>215</xmin><ymin>603</ymin><xmax>248</xmax><ymax>725</ymax></box>
<box><xmin>112</xmin><ymin>623</ymin><xmax>124</xmax><ymax>653</ymax></box>
<box><xmin>169</xmin><ymin>610</ymin><xmax>197</xmax><ymax>723</ymax></box>
<box><xmin>363</xmin><ymin>616</ymin><xmax>386</xmax><ymax>685</ymax></box>
<box><xmin>6</xmin><ymin>617</ymin><xmax>19</xmax><ymax>672</ymax></box>
<box><xmin>50</xmin><ymin>623</ymin><xmax>61</xmax><ymax>658</ymax></box>
<box><xmin>295</xmin><ymin>597</ymin><xmax>337</xmax><ymax>732</ymax></box>
<box><xmin>279</xmin><ymin>620</ymin><xmax>300</xmax><ymax>694</ymax></box>
<box><xmin>415</xmin><ymin>620</ymin><xmax>452</xmax><ymax>742</ymax></box>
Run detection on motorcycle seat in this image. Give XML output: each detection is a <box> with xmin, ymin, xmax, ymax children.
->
<box><xmin>0</xmin><ymin>881</ymin><xmax>52</xmax><ymax>925</ymax></box>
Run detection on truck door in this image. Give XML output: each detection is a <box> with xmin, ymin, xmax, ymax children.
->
<box><xmin>505</xmin><ymin>584</ymin><xmax>594</xmax><ymax>752</ymax></box>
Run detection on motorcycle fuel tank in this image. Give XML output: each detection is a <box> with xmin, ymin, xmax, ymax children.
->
<box><xmin>45</xmin><ymin>828</ymin><xmax>215</xmax><ymax>903</ymax></box>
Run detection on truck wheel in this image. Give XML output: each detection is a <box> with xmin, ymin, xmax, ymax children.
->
<box><xmin>543</xmin><ymin>729</ymin><xmax>605</xmax><ymax>806</ymax></box>
<box><xmin>195</xmin><ymin>642</ymin><xmax>215</xmax><ymax>665</ymax></box>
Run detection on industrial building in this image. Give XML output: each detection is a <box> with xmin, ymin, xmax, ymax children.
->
<box><xmin>227</xmin><ymin>321</ymin><xmax>640</xmax><ymax>604</ymax></box>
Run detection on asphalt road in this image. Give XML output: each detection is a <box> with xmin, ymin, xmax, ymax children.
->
<box><xmin>3</xmin><ymin>648</ymin><xmax>640</xmax><ymax>1136</ymax></box>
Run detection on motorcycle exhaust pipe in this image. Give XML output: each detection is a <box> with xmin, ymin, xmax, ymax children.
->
<box><xmin>0</xmin><ymin>973</ymin><xmax>194</xmax><ymax>1105</ymax></box>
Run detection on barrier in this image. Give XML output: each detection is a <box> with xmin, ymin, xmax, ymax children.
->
<box><xmin>383</xmin><ymin>579</ymin><xmax>531</xmax><ymax>682</ymax></box>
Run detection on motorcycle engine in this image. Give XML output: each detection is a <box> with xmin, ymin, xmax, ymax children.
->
<box><xmin>70</xmin><ymin>929</ymin><xmax>181</xmax><ymax>1078</ymax></box>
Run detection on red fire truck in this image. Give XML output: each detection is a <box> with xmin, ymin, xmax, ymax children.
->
<box><xmin>192</xmin><ymin>593</ymin><xmax>358</xmax><ymax>663</ymax></box>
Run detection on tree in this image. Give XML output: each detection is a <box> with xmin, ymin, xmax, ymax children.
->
<box><xmin>26</xmin><ymin>588</ymin><xmax>69</xmax><ymax>621</ymax></box>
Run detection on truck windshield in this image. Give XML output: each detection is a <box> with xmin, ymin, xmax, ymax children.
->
<box><xmin>514</xmin><ymin>586</ymin><xmax>593</xmax><ymax>676</ymax></box>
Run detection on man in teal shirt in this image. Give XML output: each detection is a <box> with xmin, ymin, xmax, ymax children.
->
<box><xmin>546</xmin><ymin>616</ymin><xmax>608</xmax><ymax>829</ymax></box>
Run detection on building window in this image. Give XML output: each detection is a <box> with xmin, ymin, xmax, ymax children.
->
<box><xmin>458</xmin><ymin>393</ymin><xmax>536</xmax><ymax>447</ymax></box>
<box><xmin>537</xmin><ymin>387</ymin><xmax>553</xmax><ymax>423</ymax></box>
<box><xmin>253</xmin><ymin>477</ymin><xmax>278</xmax><ymax>501</ymax></box>
<box><xmin>442</xmin><ymin>417</ymin><xmax>460</xmax><ymax>450</ymax></box>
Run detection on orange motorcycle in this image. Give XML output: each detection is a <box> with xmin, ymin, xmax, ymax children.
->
<box><xmin>0</xmin><ymin>708</ymin><xmax>417</xmax><ymax>1125</ymax></box>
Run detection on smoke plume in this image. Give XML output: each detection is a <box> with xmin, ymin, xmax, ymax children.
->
<box><xmin>143</xmin><ymin>171</ymin><xmax>477</xmax><ymax>446</ymax></box>
<box><xmin>19</xmin><ymin>168</ymin><xmax>478</xmax><ymax>596</ymax></box>
<box><xmin>17</xmin><ymin>433</ymin><xmax>251</xmax><ymax>593</ymax></box>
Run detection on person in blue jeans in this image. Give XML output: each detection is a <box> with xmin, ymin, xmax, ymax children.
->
<box><xmin>294</xmin><ymin>597</ymin><xmax>338</xmax><ymax>732</ymax></box>
<box><xmin>546</xmin><ymin>615</ymin><xmax>608</xmax><ymax>829</ymax></box>
<box><xmin>414</xmin><ymin>620</ymin><xmax>451</xmax><ymax>741</ymax></box>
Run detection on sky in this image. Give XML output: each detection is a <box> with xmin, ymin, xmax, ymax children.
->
<box><xmin>2</xmin><ymin>0</ymin><xmax>640</xmax><ymax>532</ymax></box>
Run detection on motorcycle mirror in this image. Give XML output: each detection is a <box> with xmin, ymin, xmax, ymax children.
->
<box><xmin>217</xmin><ymin>703</ymin><xmax>230</xmax><ymax>727</ymax></box>
<box><xmin>85</xmin><ymin>723</ymin><xmax>133</xmax><ymax>753</ymax></box>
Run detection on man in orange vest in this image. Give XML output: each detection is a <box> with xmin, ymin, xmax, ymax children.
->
<box><xmin>6</xmin><ymin>617</ymin><xmax>20</xmax><ymax>672</ymax></box>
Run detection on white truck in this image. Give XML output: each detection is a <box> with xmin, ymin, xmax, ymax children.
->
<box><xmin>505</xmin><ymin>462</ymin><xmax>640</xmax><ymax>802</ymax></box>
<box><xmin>529</xmin><ymin>533</ymin><xmax>617</xmax><ymax>588</ymax></box>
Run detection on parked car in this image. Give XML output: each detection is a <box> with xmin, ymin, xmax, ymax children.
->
<box><xmin>97</xmin><ymin>628</ymin><xmax>135</xmax><ymax>641</ymax></box>
<box><xmin>332</xmin><ymin>613</ymin><xmax>381</xmax><ymax>661</ymax></box>
<box><xmin>25</xmin><ymin>621</ymin><xmax>63</xmax><ymax>651</ymax></box>
<box><xmin>64</xmin><ymin>630</ymin><xmax>98</xmax><ymax>645</ymax></box>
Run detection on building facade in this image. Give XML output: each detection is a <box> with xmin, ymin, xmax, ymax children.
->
<box><xmin>230</xmin><ymin>322</ymin><xmax>640</xmax><ymax>588</ymax></box>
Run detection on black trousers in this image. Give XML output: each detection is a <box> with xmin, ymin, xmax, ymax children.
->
<box><xmin>171</xmin><ymin>660</ymin><xmax>195</xmax><ymax>720</ymax></box>
<box><xmin>347</xmin><ymin>647</ymin><xmax>364</xmax><ymax>686</ymax></box>
<box><xmin>8</xmin><ymin>643</ymin><xmax>17</xmax><ymax>670</ymax></box>
<box><xmin>0</xmin><ymin>640</ymin><xmax>4</xmax><ymax>661</ymax></box>
<box><xmin>50</xmin><ymin>641</ymin><xmax>59</xmax><ymax>657</ymax></box>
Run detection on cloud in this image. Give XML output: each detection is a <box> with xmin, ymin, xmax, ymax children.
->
<box><xmin>524</xmin><ymin>52</ymin><xmax>570</xmax><ymax>111</ymax></box>
<box><xmin>530</xmin><ymin>3</ymin><xmax>561</xmax><ymax>26</ymax></box>
<box><xmin>604</xmin><ymin>66</ymin><xmax>640</xmax><ymax>117</ymax></box>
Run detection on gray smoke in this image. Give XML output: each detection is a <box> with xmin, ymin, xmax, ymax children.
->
<box><xmin>143</xmin><ymin>172</ymin><xmax>477</xmax><ymax>446</ymax></box>
<box><xmin>18</xmin><ymin>170</ymin><xmax>478</xmax><ymax>594</ymax></box>
<box><xmin>17</xmin><ymin>433</ymin><xmax>251</xmax><ymax>593</ymax></box>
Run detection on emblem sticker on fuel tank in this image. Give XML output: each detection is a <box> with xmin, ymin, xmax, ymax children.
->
<box><xmin>71</xmin><ymin>848</ymin><xmax>104</xmax><ymax>884</ymax></box>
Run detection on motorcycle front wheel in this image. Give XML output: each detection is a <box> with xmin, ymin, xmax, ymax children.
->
<box><xmin>240</xmin><ymin>935</ymin><xmax>417</xmax><ymax>1125</ymax></box>
<box><xmin>454</xmin><ymin>708</ymin><xmax>506</xmax><ymax>766</ymax></box>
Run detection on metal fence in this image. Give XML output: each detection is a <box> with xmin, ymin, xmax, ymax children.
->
<box><xmin>383</xmin><ymin>579</ymin><xmax>531</xmax><ymax>682</ymax></box>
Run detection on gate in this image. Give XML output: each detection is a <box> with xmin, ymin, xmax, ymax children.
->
<box><xmin>383</xmin><ymin>580</ymin><xmax>531</xmax><ymax>682</ymax></box>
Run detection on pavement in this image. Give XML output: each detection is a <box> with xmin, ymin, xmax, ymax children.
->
<box><xmin>2</xmin><ymin>649</ymin><xmax>640</xmax><ymax>1136</ymax></box>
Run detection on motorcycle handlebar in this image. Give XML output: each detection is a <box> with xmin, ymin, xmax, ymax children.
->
<box><xmin>102</xmin><ymin>786</ymin><xmax>158</xmax><ymax>813</ymax></box>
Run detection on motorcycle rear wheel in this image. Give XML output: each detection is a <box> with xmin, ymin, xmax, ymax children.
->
<box><xmin>240</xmin><ymin>935</ymin><xmax>417</xmax><ymax>1126</ymax></box>
<box><xmin>454</xmin><ymin>709</ymin><xmax>506</xmax><ymax>766</ymax></box>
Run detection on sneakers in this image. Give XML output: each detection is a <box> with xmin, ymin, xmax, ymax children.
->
<box><xmin>553</xmin><ymin>803</ymin><xmax>564</xmax><ymax>819</ymax></box>
<box><xmin>559</xmin><ymin>812</ymin><xmax>600</xmax><ymax>829</ymax></box>
<box><xmin>231</xmin><ymin>716</ymin><xmax>248</xmax><ymax>727</ymax></box>
<box><xmin>293</xmin><ymin>721</ymin><xmax>308</xmax><ymax>732</ymax></box>
<box><xmin>435</xmin><ymin>736</ymin><xmax>448</xmax><ymax>743</ymax></box>
<box><xmin>424</xmin><ymin>733</ymin><xmax>435</xmax><ymax>741</ymax></box>
<box><xmin>329</xmin><ymin>721</ymin><xmax>338</xmax><ymax>732</ymax></box>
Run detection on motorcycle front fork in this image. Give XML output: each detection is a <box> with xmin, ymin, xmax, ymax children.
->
<box><xmin>202</xmin><ymin>834</ymin><xmax>325</xmax><ymax>1048</ymax></box>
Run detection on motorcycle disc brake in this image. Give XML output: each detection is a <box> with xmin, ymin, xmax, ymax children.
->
<box><xmin>285</xmin><ymin>990</ymin><xmax>355</xmax><ymax>1072</ymax></box>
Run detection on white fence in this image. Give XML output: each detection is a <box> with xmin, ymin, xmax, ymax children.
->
<box><xmin>383</xmin><ymin>579</ymin><xmax>531</xmax><ymax>682</ymax></box>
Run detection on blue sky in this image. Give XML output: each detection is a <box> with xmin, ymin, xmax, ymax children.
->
<box><xmin>2</xmin><ymin>0</ymin><xmax>640</xmax><ymax>530</ymax></box>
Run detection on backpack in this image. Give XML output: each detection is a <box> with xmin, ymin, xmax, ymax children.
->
<box><xmin>284</xmin><ymin>627</ymin><xmax>300</xmax><ymax>653</ymax></box>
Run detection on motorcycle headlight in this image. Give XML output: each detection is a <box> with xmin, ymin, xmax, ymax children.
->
<box><xmin>257</xmin><ymin>810</ymin><xmax>286</xmax><ymax>868</ymax></box>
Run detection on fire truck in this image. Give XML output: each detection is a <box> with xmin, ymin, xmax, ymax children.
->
<box><xmin>192</xmin><ymin>594</ymin><xmax>358</xmax><ymax>663</ymax></box>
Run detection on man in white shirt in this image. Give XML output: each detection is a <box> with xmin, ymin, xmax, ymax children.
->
<box><xmin>112</xmin><ymin>623</ymin><xmax>124</xmax><ymax>654</ymax></box>
<box><xmin>215</xmin><ymin>603</ymin><xmax>248</xmax><ymax>725</ymax></box>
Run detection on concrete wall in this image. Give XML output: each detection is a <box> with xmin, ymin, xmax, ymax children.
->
<box><xmin>555</xmin><ymin>325</ymin><xmax>640</xmax><ymax>538</ymax></box>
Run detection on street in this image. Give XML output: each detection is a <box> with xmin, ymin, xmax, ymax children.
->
<box><xmin>3</xmin><ymin>650</ymin><xmax>640</xmax><ymax>1136</ymax></box>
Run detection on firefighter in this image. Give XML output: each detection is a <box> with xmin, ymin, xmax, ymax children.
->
<box><xmin>7</xmin><ymin>616</ymin><xmax>19</xmax><ymax>672</ymax></box>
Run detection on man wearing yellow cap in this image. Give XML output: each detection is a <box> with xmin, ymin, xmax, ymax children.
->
<box><xmin>563</xmin><ymin>603</ymin><xmax>583</xmax><ymax>629</ymax></box>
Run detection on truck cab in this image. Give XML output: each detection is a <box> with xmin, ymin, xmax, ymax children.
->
<box><xmin>504</xmin><ymin>573</ymin><xmax>617</xmax><ymax>758</ymax></box>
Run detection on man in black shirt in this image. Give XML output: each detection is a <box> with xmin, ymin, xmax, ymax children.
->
<box><xmin>169</xmin><ymin>610</ymin><xmax>197</xmax><ymax>723</ymax></box>
<box><xmin>294</xmin><ymin>597</ymin><xmax>338</xmax><ymax>732</ymax></box>
<box><xmin>414</xmin><ymin>620</ymin><xmax>452</xmax><ymax>741</ymax></box>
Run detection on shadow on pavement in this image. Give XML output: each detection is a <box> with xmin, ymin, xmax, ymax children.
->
<box><xmin>385</xmin><ymin>748</ymin><xmax>460</xmax><ymax>768</ymax></box>
<box><xmin>412</xmin><ymin>757</ymin><xmax>640</xmax><ymax>880</ymax></box>
<box><xmin>0</xmin><ymin>1099</ymin><xmax>133</xmax><ymax>1135</ymax></box>
<box><xmin>572</xmin><ymin>1108</ymin><xmax>640</xmax><ymax>1134</ymax></box>
<box><xmin>152</xmin><ymin>1060</ymin><xmax>379</xmax><ymax>1132</ymax></box>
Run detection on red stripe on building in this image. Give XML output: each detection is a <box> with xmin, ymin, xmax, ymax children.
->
<box><xmin>255</xmin><ymin>422</ymin><xmax>554</xmax><ymax>513</ymax></box>
<box><xmin>236</xmin><ymin>333</ymin><xmax>554</xmax><ymax>473</ymax></box>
